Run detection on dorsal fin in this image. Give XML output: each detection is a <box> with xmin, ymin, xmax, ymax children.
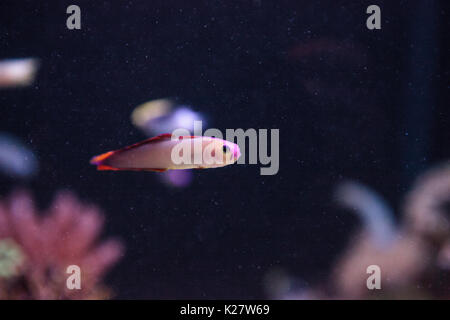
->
<box><xmin>120</xmin><ymin>133</ymin><xmax>173</xmax><ymax>152</ymax></box>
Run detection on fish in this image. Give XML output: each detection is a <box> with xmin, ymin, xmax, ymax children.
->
<box><xmin>0</xmin><ymin>58</ymin><xmax>39</xmax><ymax>88</ymax></box>
<box><xmin>0</xmin><ymin>132</ymin><xmax>38</xmax><ymax>178</ymax></box>
<box><xmin>131</xmin><ymin>99</ymin><xmax>173</xmax><ymax>130</ymax></box>
<box><xmin>90</xmin><ymin>133</ymin><xmax>241</xmax><ymax>172</ymax></box>
<box><xmin>131</xmin><ymin>99</ymin><xmax>205</xmax><ymax>136</ymax></box>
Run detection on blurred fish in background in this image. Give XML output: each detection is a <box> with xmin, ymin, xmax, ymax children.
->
<box><xmin>131</xmin><ymin>98</ymin><xmax>207</xmax><ymax>188</ymax></box>
<box><xmin>159</xmin><ymin>170</ymin><xmax>194</xmax><ymax>188</ymax></box>
<box><xmin>0</xmin><ymin>57</ymin><xmax>39</xmax><ymax>179</ymax></box>
<box><xmin>0</xmin><ymin>133</ymin><xmax>38</xmax><ymax>179</ymax></box>
<box><xmin>131</xmin><ymin>98</ymin><xmax>206</xmax><ymax>137</ymax></box>
<box><xmin>0</xmin><ymin>58</ymin><xmax>39</xmax><ymax>88</ymax></box>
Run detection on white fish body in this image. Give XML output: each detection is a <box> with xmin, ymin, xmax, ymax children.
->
<box><xmin>90</xmin><ymin>134</ymin><xmax>241</xmax><ymax>172</ymax></box>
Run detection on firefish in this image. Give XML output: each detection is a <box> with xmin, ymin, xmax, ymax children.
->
<box><xmin>90</xmin><ymin>133</ymin><xmax>241</xmax><ymax>172</ymax></box>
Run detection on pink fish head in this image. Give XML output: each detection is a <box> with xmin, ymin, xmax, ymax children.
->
<box><xmin>222</xmin><ymin>140</ymin><xmax>241</xmax><ymax>164</ymax></box>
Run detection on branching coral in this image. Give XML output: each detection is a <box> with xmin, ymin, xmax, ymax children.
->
<box><xmin>0</xmin><ymin>190</ymin><xmax>123</xmax><ymax>299</ymax></box>
<box><xmin>270</xmin><ymin>162</ymin><xmax>450</xmax><ymax>299</ymax></box>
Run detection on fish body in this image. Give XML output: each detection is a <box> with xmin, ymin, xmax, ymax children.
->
<box><xmin>90</xmin><ymin>134</ymin><xmax>241</xmax><ymax>172</ymax></box>
<box><xmin>0</xmin><ymin>58</ymin><xmax>39</xmax><ymax>88</ymax></box>
<box><xmin>0</xmin><ymin>132</ymin><xmax>38</xmax><ymax>178</ymax></box>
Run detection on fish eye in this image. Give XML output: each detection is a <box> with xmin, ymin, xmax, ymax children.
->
<box><xmin>222</xmin><ymin>145</ymin><xmax>230</xmax><ymax>153</ymax></box>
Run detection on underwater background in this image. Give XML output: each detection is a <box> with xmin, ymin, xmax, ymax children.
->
<box><xmin>0</xmin><ymin>0</ymin><xmax>449</xmax><ymax>299</ymax></box>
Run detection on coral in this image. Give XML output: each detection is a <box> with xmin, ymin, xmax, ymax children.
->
<box><xmin>332</xmin><ymin>230</ymin><xmax>429</xmax><ymax>299</ymax></box>
<box><xmin>0</xmin><ymin>190</ymin><xmax>123</xmax><ymax>299</ymax></box>
<box><xmin>271</xmin><ymin>163</ymin><xmax>450</xmax><ymax>299</ymax></box>
<box><xmin>404</xmin><ymin>163</ymin><xmax>450</xmax><ymax>242</ymax></box>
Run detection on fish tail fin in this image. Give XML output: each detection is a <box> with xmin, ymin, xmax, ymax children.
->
<box><xmin>90</xmin><ymin>151</ymin><xmax>115</xmax><ymax>165</ymax></box>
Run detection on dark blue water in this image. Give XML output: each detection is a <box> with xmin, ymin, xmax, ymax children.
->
<box><xmin>0</xmin><ymin>0</ymin><xmax>448</xmax><ymax>299</ymax></box>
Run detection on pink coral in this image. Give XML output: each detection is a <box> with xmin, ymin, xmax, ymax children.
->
<box><xmin>404</xmin><ymin>163</ymin><xmax>450</xmax><ymax>241</ymax></box>
<box><xmin>0</xmin><ymin>190</ymin><xmax>123</xmax><ymax>299</ymax></box>
<box><xmin>273</xmin><ymin>163</ymin><xmax>450</xmax><ymax>299</ymax></box>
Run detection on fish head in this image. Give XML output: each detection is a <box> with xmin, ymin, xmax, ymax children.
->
<box><xmin>199</xmin><ymin>137</ymin><xmax>241</xmax><ymax>167</ymax></box>
<box><xmin>219</xmin><ymin>140</ymin><xmax>241</xmax><ymax>165</ymax></box>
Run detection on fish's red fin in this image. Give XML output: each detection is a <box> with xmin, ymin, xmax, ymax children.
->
<box><xmin>97</xmin><ymin>164</ymin><xmax>120</xmax><ymax>171</ymax></box>
<box><xmin>90</xmin><ymin>151</ymin><xmax>115</xmax><ymax>165</ymax></box>
<box><xmin>143</xmin><ymin>168</ymin><xmax>167</xmax><ymax>172</ymax></box>
<box><xmin>97</xmin><ymin>165</ymin><xmax>167</xmax><ymax>172</ymax></box>
<box><xmin>120</xmin><ymin>133</ymin><xmax>174</xmax><ymax>151</ymax></box>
